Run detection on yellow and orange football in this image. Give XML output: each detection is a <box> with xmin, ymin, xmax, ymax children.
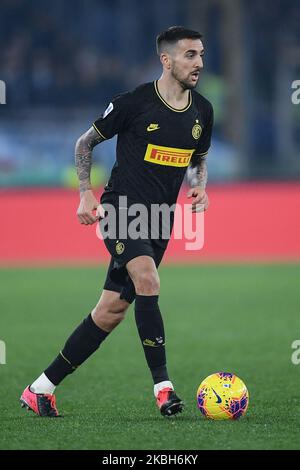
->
<box><xmin>197</xmin><ymin>372</ymin><xmax>249</xmax><ymax>420</ymax></box>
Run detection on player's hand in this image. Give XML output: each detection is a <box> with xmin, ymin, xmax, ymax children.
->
<box><xmin>77</xmin><ymin>190</ymin><xmax>104</xmax><ymax>225</ymax></box>
<box><xmin>187</xmin><ymin>186</ymin><xmax>209</xmax><ymax>213</ymax></box>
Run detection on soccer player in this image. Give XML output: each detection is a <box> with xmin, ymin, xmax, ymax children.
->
<box><xmin>20</xmin><ymin>26</ymin><xmax>213</xmax><ymax>417</ymax></box>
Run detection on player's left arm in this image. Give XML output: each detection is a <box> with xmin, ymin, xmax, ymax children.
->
<box><xmin>187</xmin><ymin>100</ymin><xmax>213</xmax><ymax>213</ymax></box>
<box><xmin>186</xmin><ymin>156</ymin><xmax>209</xmax><ymax>213</ymax></box>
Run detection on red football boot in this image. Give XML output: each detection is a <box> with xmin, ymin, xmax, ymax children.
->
<box><xmin>20</xmin><ymin>386</ymin><xmax>61</xmax><ymax>417</ymax></box>
<box><xmin>156</xmin><ymin>387</ymin><xmax>184</xmax><ymax>416</ymax></box>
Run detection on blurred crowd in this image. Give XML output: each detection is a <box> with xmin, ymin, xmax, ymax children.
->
<box><xmin>0</xmin><ymin>0</ymin><xmax>299</xmax><ymax>185</ymax></box>
<box><xmin>0</xmin><ymin>0</ymin><xmax>184</xmax><ymax>107</ymax></box>
<box><xmin>1</xmin><ymin>0</ymin><xmax>299</xmax><ymax>109</ymax></box>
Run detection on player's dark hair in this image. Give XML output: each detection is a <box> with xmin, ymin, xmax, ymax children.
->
<box><xmin>156</xmin><ymin>26</ymin><xmax>202</xmax><ymax>55</ymax></box>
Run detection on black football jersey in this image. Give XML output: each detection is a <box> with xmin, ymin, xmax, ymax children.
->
<box><xmin>93</xmin><ymin>81</ymin><xmax>213</xmax><ymax>207</ymax></box>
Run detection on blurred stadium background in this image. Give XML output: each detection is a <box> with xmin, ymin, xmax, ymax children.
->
<box><xmin>1</xmin><ymin>0</ymin><xmax>300</xmax><ymax>451</ymax></box>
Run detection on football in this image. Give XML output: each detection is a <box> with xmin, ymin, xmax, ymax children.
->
<box><xmin>197</xmin><ymin>372</ymin><xmax>249</xmax><ymax>420</ymax></box>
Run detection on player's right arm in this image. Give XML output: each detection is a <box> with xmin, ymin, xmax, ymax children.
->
<box><xmin>76</xmin><ymin>93</ymin><xmax>132</xmax><ymax>224</ymax></box>
<box><xmin>75</xmin><ymin>127</ymin><xmax>105</xmax><ymax>225</ymax></box>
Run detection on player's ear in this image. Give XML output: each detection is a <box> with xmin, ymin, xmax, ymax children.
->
<box><xmin>160</xmin><ymin>53</ymin><xmax>172</xmax><ymax>70</ymax></box>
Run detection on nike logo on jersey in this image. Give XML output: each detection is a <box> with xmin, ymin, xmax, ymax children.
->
<box><xmin>147</xmin><ymin>123</ymin><xmax>160</xmax><ymax>132</ymax></box>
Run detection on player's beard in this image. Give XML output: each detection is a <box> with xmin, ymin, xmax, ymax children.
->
<box><xmin>171</xmin><ymin>64</ymin><xmax>199</xmax><ymax>90</ymax></box>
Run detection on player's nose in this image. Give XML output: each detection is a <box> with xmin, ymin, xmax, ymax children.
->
<box><xmin>197</xmin><ymin>57</ymin><xmax>203</xmax><ymax>69</ymax></box>
<box><xmin>194</xmin><ymin>55</ymin><xmax>203</xmax><ymax>69</ymax></box>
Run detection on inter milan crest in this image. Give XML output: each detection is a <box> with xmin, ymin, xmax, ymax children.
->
<box><xmin>192</xmin><ymin>119</ymin><xmax>202</xmax><ymax>140</ymax></box>
<box><xmin>115</xmin><ymin>241</ymin><xmax>125</xmax><ymax>255</ymax></box>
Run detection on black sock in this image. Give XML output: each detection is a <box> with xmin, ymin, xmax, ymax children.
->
<box><xmin>44</xmin><ymin>313</ymin><xmax>109</xmax><ymax>385</ymax></box>
<box><xmin>135</xmin><ymin>295</ymin><xmax>169</xmax><ymax>384</ymax></box>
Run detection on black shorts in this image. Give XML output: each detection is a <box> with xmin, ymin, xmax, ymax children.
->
<box><xmin>103</xmin><ymin>241</ymin><xmax>166</xmax><ymax>304</ymax></box>
<box><xmin>100</xmin><ymin>193</ymin><xmax>170</xmax><ymax>304</ymax></box>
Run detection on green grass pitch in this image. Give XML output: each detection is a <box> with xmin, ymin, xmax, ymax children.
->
<box><xmin>0</xmin><ymin>264</ymin><xmax>300</xmax><ymax>450</ymax></box>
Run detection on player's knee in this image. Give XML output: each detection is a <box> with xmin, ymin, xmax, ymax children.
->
<box><xmin>134</xmin><ymin>270</ymin><xmax>160</xmax><ymax>295</ymax></box>
<box><xmin>105</xmin><ymin>310</ymin><xmax>126</xmax><ymax>329</ymax></box>
<box><xmin>92</xmin><ymin>298</ymin><xmax>128</xmax><ymax>330</ymax></box>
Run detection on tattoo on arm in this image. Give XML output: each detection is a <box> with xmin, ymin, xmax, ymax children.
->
<box><xmin>188</xmin><ymin>156</ymin><xmax>208</xmax><ymax>189</ymax></box>
<box><xmin>195</xmin><ymin>157</ymin><xmax>208</xmax><ymax>188</ymax></box>
<box><xmin>75</xmin><ymin>127</ymin><xmax>104</xmax><ymax>194</ymax></box>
